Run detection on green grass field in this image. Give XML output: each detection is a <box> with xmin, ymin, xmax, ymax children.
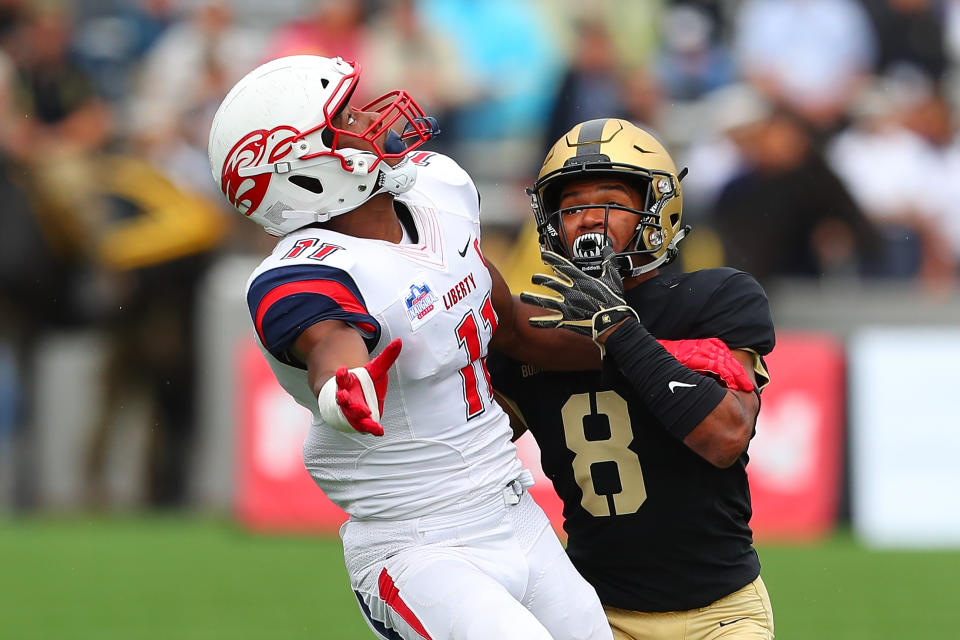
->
<box><xmin>1</xmin><ymin>516</ymin><xmax>958</xmax><ymax>639</ymax></box>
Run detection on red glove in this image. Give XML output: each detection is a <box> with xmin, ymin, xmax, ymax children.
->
<box><xmin>321</xmin><ymin>338</ymin><xmax>402</xmax><ymax>436</ymax></box>
<box><xmin>657</xmin><ymin>338</ymin><xmax>754</xmax><ymax>393</ymax></box>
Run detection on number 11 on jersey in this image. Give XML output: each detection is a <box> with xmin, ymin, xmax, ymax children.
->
<box><xmin>455</xmin><ymin>295</ymin><xmax>497</xmax><ymax>419</ymax></box>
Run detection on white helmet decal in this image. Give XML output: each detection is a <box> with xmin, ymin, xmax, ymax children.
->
<box><xmin>220</xmin><ymin>125</ymin><xmax>300</xmax><ymax>215</ymax></box>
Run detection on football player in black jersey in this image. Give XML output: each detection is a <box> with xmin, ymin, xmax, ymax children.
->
<box><xmin>489</xmin><ymin>118</ymin><xmax>776</xmax><ymax>639</ymax></box>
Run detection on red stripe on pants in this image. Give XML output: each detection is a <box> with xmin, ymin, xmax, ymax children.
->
<box><xmin>378</xmin><ymin>568</ymin><xmax>432</xmax><ymax>640</ymax></box>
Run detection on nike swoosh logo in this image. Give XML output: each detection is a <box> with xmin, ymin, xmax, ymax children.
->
<box><xmin>718</xmin><ymin>617</ymin><xmax>749</xmax><ymax>627</ymax></box>
<box><xmin>668</xmin><ymin>381</ymin><xmax>697</xmax><ymax>393</ymax></box>
<box><xmin>458</xmin><ymin>237</ymin><xmax>471</xmax><ymax>257</ymax></box>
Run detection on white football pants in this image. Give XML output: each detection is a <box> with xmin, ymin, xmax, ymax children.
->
<box><xmin>342</xmin><ymin>489</ymin><xmax>612</xmax><ymax>640</ymax></box>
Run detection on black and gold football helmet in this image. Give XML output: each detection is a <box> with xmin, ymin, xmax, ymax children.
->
<box><xmin>529</xmin><ymin>118</ymin><xmax>688</xmax><ymax>276</ymax></box>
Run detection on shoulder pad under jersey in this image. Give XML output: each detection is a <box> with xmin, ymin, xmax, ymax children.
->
<box><xmin>403</xmin><ymin>151</ymin><xmax>481</xmax><ymax>224</ymax></box>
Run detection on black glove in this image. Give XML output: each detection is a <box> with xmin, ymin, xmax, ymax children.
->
<box><xmin>520</xmin><ymin>248</ymin><xmax>639</xmax><ymax>346</ymax></box>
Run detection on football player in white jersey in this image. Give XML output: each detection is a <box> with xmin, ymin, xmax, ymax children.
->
<box><xmin>208</xmin><ymin>56</ymin><xmax>613</xmax><ymax>640</ymax></box>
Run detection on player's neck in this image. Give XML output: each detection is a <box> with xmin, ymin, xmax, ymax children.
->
<box><xmin>322</xmin><ymin>193</ymin><xmax>403</xmax><ymax>243</ymax></box>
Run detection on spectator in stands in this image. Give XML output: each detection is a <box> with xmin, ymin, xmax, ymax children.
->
<box><xmin>554</xmin><ymin>0</ymin><xmax>660</xmax><ymax>71</ymax></box>
<box><xmin>863</xmin><ymin>0</ymin><xmax>949</xmax><ymax>82</ymax></box>
<box><xmin>6</xmin><ymin>3</ymin><xmax>112</xmax><ymax>299</ymax></box>
<box><xmin>127</xmin><ymin>0</ymin><xmax>264</xmax><ymax>198</ymax></box>
<box><xmin>733</xmin><ymin>0</ymin><xmax>877</xmax><ymax>138</ymax></box>
<box><xmin>82</xmin><ymin>0</ymin><xmax>244</xmax><ymax>504</ymax></box>
<box><xmin>264</xmin><ymin>0</ymin><xmax>367</xmax><ymax>66</ymax></box>
<box><xmin>418</xmin><ymin>0</ymin><xmax>558</xmax><ymax>139</ymax></box>
<box><xmin>6</xmin><ymin>2</ymin><xmax>228</xmax><ymax>508</ymax></box>
<box><xmin>544</xmin><ymin>17</ymin><xmax>628</xmax><ymax>152</ymax></box>
<box><xmin>72</xmin><ymin>0</ymin><xmax>180</xmax><ymax>102</ymax></box>
<box><xmin>709</xmin><ymin>105</ymin><xmax>884</xmax><ymax>286</ymax></box>
<box><xmin>0</xmin><ymin>5</ymin><xmax>115</xmax><ymax>507</ymax></box>
<box><xmin>946</xmin><ymin>0</ymin><xmax>960</xmax><ymax>69</ymax></box>
<box><xmin>0</xmin><ymin>45</ymin><xmax>63</xmax><ymax>325</ymax></box>
<box><xmin>671</xmin><ymin>84</ymin><xmax>775</xmax><ymax>272</ymax></box>
<box><xmin>621</xmin><ymin>65</ymin><xmax>664</xmax><ymax>134</ymax></box>
<box><xmin>8</xmin><ymin>5</ymin><xmax>111</xmax><ymax>160</ymax></box>
<box><xmin>361</xmin><ymin>0</ymin><xmax>480</xmax><ymax>154</ymax></box>
<box><xmin>0</xmin><ymin>46</ymin><xmax>66</xmax><ymax>508</ymax></box>
<box><xmin>0</xmin><ymin>0</ymin><xmax>26</xmax><ymax>47</ymax></box>
<box><xmin>654</xmin><ymin>3</ymin><xmax>735</xmax><ymax>102</ymax></box>
<box><xmin>827</xmin><ymin>69</ymin><xmax>957</xmax><ymax>284</ymax></box>
<box><xmin>679</xmin><ymin>84</ymin><xmax>772</xmax><ymax>222</ymax></box>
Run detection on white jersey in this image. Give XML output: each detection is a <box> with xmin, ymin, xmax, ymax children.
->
<box><xmin>245</xmin><ymin>152</ymin><xmax>525</xmax><ymax>520</ymax></box>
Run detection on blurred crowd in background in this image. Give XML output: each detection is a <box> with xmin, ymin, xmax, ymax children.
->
<box><xmin>3</xmin><ymin>0</ymin><xmax>960</xmax><ymax>511</ymax></box>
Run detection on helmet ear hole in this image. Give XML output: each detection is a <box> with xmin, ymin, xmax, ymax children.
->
<box><xmin>669</xmin><ymin>213</ymin><xmax>680</xmax><ymax>227</ymax></box>
<box><xmin>288</xmin><ymin>175</ymin><xmax>324</xmax><ymax>194</ymax></box>
<box><xmin>320</xmin><ymin>128</ymin><xmax>334</xmax><ymax>148</ymax></box>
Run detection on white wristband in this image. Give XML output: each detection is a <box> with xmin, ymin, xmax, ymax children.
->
<box><xmin>317</xmin><ymin>366</ymin><xmax>381</xmax><ymax>433</ymax></box>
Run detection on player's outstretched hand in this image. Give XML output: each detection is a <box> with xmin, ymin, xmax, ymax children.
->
<box><xmin>322</xmin><ymin>338</ymin><xmax>402</xmax><ymax>436</ymax></box>
<box><xmin>658</xmin><ymin>338</ymin><xmax>754</xmax><ymax>392</ymax></box>
<box><xmin>521</xmin><ymin>248</ymin><xmax>637</xmax><ymax>343</ymax></box>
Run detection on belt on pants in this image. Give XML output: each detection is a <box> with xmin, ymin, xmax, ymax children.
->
<box><xmin>502</xmin><ymin>478</ymin><xmax>525</xmax><ymax>506</ymax></box>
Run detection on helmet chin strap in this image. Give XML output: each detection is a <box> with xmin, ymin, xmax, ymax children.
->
<box><xmin>619</xmin><ymin>193</ymin><xmax>685</xmax><ymax>277</ymax></box>
<box><xmin>277</xmin><ymin>209</ymin><xmax>336</xmax><ymax>228</ymax></box>
<box><xmin>377</xmin><ymin>156</ymin><xmax>417</xmax><ymax>195</ymax></box>
<box><xmin>624</xmin><ymin>225</ymin><xmax>689</xmax><ymax>277</ymax></box>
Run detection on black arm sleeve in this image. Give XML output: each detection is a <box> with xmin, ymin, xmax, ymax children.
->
<box><xmin>605</xmin><ymin>319</ymin><xmax>728</xmax><ymax>440</ymax></box>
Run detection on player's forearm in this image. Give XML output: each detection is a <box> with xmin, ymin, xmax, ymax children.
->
<box><xmin>493</xmin><ymin>296</ymin><xmax>601</xmax><ymax>370</ymax></box>
<box><xmin>605</xmin><ymin>319</ymin><xmax>760</xmax><ymax>467</ymax></box>
<box><xmin>486</xmin><ymin>258</ymin><xmax>600</xmax><ymax>369</ymax></box>
<box><xmin>682</xmin><ymin>389</ymin><xmax>759</xmax><ymax>467</ymax></box>
<box><xmin>295</xmin><ymin>320</ymin><xmax>372</xmax><ymax>395</ymax></box>
<box><xmin>604</xmin><ymin>319</ymin><xmax>726</xmax><ymax>436</ymax></box>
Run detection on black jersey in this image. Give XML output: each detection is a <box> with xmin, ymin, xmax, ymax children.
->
<box><xmin>489</xmin><ymin>267</ymin><xmax>775</xmax><ymax>612</ymax></box>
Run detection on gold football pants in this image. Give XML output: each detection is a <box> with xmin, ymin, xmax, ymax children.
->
<box><xmin>603</xmin><ymin>576</ymin><xmax>774</xmax><ymax>640</ymax></box>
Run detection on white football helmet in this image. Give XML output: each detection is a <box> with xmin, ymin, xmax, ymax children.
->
<box><xmin>208</xmin><ymin>55</ymin><xmax>438</xmax><ymax>235</ymax></box>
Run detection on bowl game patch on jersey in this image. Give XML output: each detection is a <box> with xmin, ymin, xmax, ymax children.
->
<box><xmin>404</xmin><ymin>281</ymin><xmax>440</xmax><ymax>330</ymax></box>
